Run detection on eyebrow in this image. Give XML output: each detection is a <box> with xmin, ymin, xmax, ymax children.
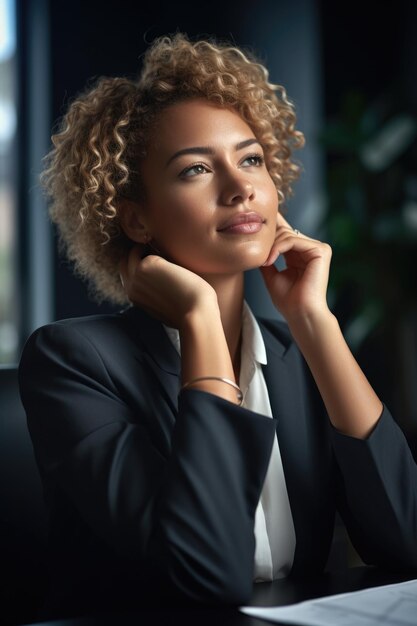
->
<box><xmin>165</xmin><ymin>138</ymin><xmax>262</xmax><ymax>168</ymax></box>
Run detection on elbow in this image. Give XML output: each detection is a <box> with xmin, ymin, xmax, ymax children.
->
<box><xmin>150</xmin><ymin>543</ymin><xmax>254</xmax><ymax>606</ymax></box>
<box><xmin>360</xmin><ymin>537</ymin><xmax>417</xmax><ymax>574</ymax></box>
<box><xmin>147</xmin><ymin>512</ymin><xmax>256</xmax><ymax>606</ymax></box>
<box><xmin>392</xmin><ymin>541</ymin><xmax>417</xmax><ymax>572</ymax></box>
<box><xmin>208</xmin><ymin>561</ymin><xmax>253</xmax><ymax>606</ymax></box>
<box><xmin>164</xmin><ymin>564</ymin><xmax>253</xmax><ymax>607</ymax></box>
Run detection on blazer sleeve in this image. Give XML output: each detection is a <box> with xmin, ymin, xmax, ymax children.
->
<box><xmin>18</xmin><ymin>322</ymin><xmax>277</xmax><ymax>606</ymax></box>
<box><xmin>330</xmin><ymin>405</ymin><xmax>417</xmax><ymax>571</ymax></box>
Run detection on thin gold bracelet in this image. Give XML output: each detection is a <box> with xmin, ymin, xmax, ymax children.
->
<box><xmin>181</xmin><ymin>376</ymin><xmax>243</xmax><ymax>406</ymax></box>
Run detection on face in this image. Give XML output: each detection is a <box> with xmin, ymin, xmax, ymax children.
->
<box><xmin>136</xmin><ymin>98</ymin><xmax>278</xmax><ymax>276</ymax></box>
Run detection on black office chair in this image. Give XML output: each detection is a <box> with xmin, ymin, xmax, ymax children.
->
<box><xmin>0</xmin><ymin>365</ymin><xmax>48</xmax><ymax>625</ymax></box>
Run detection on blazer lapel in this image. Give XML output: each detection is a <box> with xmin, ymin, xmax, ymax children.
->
<box><xmin>258</xmin><ymin>318</ymin><xmax>333</xmax><ymax>575</ymax></box>
<box><xmin>122</xmin><ymin>306</ymin><xmax>180</xmax><ymax>374</ymax></box>
<box><xmin>121</xmin><ymin>306</ymin><xmax>181</xmax><ymax>450</ymax></box>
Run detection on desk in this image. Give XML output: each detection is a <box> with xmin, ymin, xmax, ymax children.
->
<box><xmin>24</xmin><ymin>567</ymin><xmax>415</xmax><ymax>626</ymax></box>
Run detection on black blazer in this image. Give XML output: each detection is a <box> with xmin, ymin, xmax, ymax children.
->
<box><xmin>18</xmin><ymin>306</ymin><xmax>417</xmax><ymax>617</ymax></box>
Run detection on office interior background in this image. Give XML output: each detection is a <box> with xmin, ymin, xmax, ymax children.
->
<box><xmin>1</xmin><ymin>0</ymin><xmax>417</xmax><ymax>440</ymax></box>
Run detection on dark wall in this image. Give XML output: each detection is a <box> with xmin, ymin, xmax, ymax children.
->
<box><xmin>320</xmin><ymin>0</ymin><xmax>415</xmax><ymax>114</ymax></box>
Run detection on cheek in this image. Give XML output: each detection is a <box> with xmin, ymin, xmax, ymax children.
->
<box><xmin>148</xmin><ymin>195</ymin><xmax>211</xmax><ymax>250</ymax></box>
<box><xmin>263</xmin><ymin>175</ymin><xmax>279</xmax><ymax>206</ymax></box>
<box><xmin>259</xmin><ymin>177</ymin><xmax>279</xmax><ymax>223</ymax></box>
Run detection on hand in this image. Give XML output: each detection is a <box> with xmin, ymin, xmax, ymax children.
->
<box><xmin>119</xmin><ymin>245</ymin><xmax>218</xmax><ymax>329</ymax></box>
<box><xmin>259</xmin><ymin>212</ymin><xmax>333</xmax><ymax>323</ymax></box>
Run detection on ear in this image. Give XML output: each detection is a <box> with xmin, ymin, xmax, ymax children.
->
<box><xmin>118</xmin><ymin>199</ymin><xmax>150</xmax><ymax>243</ymax></box>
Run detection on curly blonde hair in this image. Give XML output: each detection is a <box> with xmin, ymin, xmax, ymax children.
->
<box><xmin>42</xmin><ymin>33</ymin><xmax>305</xmax><ymax>304</ymax></box>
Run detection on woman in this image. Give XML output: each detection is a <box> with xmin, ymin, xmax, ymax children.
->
<box><xmin>19</xmin><ymin>33</ymin><xmax>417</xmax><ymax>617</ymax></box>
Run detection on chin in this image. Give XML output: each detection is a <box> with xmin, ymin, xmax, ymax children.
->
<box><xmin>240</xmin><ymin>259</ymin><xmax>268</xmax><ymax>272</ymax></box>
<box><xmin>171</xmin><ymin>243</ymin><xmax>271</xmax><ymax>274</ymax></box>
<box><xmin>217</xmin><ymin>253</ymin><xmax>270</xmax><ymax>275</ymax></box>
<box><xmin>233</xmin><ymin>245</ymin><xmax>271</xmax><ymax>269</ymax></box>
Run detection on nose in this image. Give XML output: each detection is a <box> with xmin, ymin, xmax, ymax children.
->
<box><xmin>220</xmin><ymin>170</ymin><xmax>255</xmax><ymax>206</ymax></box>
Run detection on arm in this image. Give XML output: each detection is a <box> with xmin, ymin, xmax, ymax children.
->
<box><xmin>261</xmin><ymin>214</ymin><xmax>417</xmax><ymax>570</ymax></box>
<box><xmin>288</xmin><ymin>309</ymin><xmax>382</xmax><ymax>439</ymax></box>
<box><xmin>261</xmin><ymin>215</ymin><xmax>382</xmax><ymax>438</ymax></box>
<box><xmin>180</xmin><ymin>303</ymin><xmax>240</xmax><ymax>404</ymax></box>
<box><xmin>331</xmin><ymin>405</ymin><xmax>417</xmax><ymax>570</ymax></box>
<box><xmin>19</xmin><ymin>319</ymin><xmax>277</xmax><ymax>606</ymax></box>
<box><xmin>121</xmin><ymin>248</ymin><xmax>241</xmax><ymax>405</ymax></box>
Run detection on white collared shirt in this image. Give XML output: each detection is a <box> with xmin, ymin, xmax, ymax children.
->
<box><xmin>163</xmin><ymin>300</ymin><xmax>296</xmax><ymax>581</ymax></box>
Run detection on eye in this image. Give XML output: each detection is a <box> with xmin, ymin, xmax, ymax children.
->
<box><xmin>241</xmin><ymin>153</ymin><xmax>265</xmax><ymax>167</ymax></box>
<box><xmin>179</xmin><ymin>163</ymin><xmax>210</xmax><ymax>178</ymax></box>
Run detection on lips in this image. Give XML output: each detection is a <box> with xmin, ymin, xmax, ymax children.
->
<box><xmin>217</xmin><ymin>211</ymin><xmax>265</xmax><ymax>231</ymax></box>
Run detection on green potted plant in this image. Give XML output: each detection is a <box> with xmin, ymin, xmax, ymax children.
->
<box><xmin>317</xmin><ymin>88</ymin><xmax>417</xmax><ymax>434</ymax></box>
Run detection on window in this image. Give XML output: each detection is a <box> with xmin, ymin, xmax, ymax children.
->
<box><xmin>0</xmin><ymin>0</ymin><xmax>17</xmax><ymax>363</ymax></box>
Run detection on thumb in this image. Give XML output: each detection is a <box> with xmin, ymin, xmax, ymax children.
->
<box><xmin>259</xmin><ymin>264</ymin><xmax>278</xmax><ymax>290</ymax></box>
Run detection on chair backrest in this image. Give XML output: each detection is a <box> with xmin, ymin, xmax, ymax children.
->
<box><xmin>0</xmin><ymin>365</ymin><xmax>48</xmax><ymax>625</ymax></box>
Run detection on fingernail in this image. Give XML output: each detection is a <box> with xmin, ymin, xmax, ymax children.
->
<box><xmin>265</xmin><ymin>252</ymin><xmax>279</xmax><ymax>266</ymax></box>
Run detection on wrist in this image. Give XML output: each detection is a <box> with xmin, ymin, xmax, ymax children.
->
<box><xmin>287</xmin><ymin>306</ymin><xmax>336</xmax><ymax>333</ymax></box>
<box><xmin>179</xmin><ymin>297</ymin><xmax>221</xmax><ymax>335</ymax></box>
<box><xmin>179</xmin><ymin>303</ymin><xmax>238</xmax><ymax>404</ymax></box>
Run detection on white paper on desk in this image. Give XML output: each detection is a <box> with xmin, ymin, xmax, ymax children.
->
<box><xmin>239</xmin><ymin>579</ymin><xmax>417</xmax><ymax>625</ymax></box>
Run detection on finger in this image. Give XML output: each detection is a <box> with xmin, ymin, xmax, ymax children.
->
<box><xmin>276</xmin><ymin>212</ymin><xmax>310</xmax><ymax>239</ymax></box>
<box><xmin>276</xmin><ymin>211</ymin><xmax>299</xmax><ymax>232</ymax></box>
<box><xmin>259</xmin><ymin>263</ymin><xmax>278</xmax><ymax>287</ymax></box>
<box><xmin>275</xmin><ymin>235</ymin><xmax>332</xmax><ymax>263</ymax></box>
<box><xmin>268</xmin><ymin>233</ymin><xmax>330</xmax><ymax>266</ymax></box>
<box><xmin>263</xmin><ymin>229</ymin><xmax>314</xmax><ymax>267</ymax></box>
<box><xmin>274</xmin><ymin>225</ymin><xmax>322</xmax><ymax>246</ymax></box>
<box><xmin>259</xmin><ymin>264</ymin><xmax>295</xmax><ymax>306</ymax></box>
<box><xmin>262</xmin><ymin>243</ymin><xmax>280</xmax><ymax>267</ymax></box>
<box><xmin>276</xmin><ymin>210</ymin><xmax>290</xmax><ymax>227</ymax></box>
<box><xmin>263</xmin><ymin>225</ymin><xmax>308</xmax><ymax>267</ymax></box>
<box><xmin>266</xmin><ymin>218</ymin><xmax>305</xmax><ymax>264</ymax></box>
<box><xmin>127</xmin><ymin>243</ymin><xmax>151</xmax><ymax>279</ymax></box>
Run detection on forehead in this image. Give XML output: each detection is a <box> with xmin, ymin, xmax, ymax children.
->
<box><xmin>148</xmin><ymin>99</ymin><xmax>256</xmax><ymax>155</ymax></box>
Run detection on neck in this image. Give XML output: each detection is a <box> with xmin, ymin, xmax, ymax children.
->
<box><xmin>200</xmin><ymin>272</ymin><xmax>244</xmax><ymax>381</ymax></box>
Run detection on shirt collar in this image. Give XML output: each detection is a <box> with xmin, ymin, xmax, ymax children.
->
<box><xmin>163</xmin><ymin>322</ymin><xmax>181</xmax><ymax>355</ymax></box>
<box><xmin>162</xmin><ymin>300</ymin><xmax>267</xmax><ymax>366</ymax></box>
<box><xmin>242</xmin><ymin>300</ymin><xmax>267</xmax><ymax>365</ymax></box>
